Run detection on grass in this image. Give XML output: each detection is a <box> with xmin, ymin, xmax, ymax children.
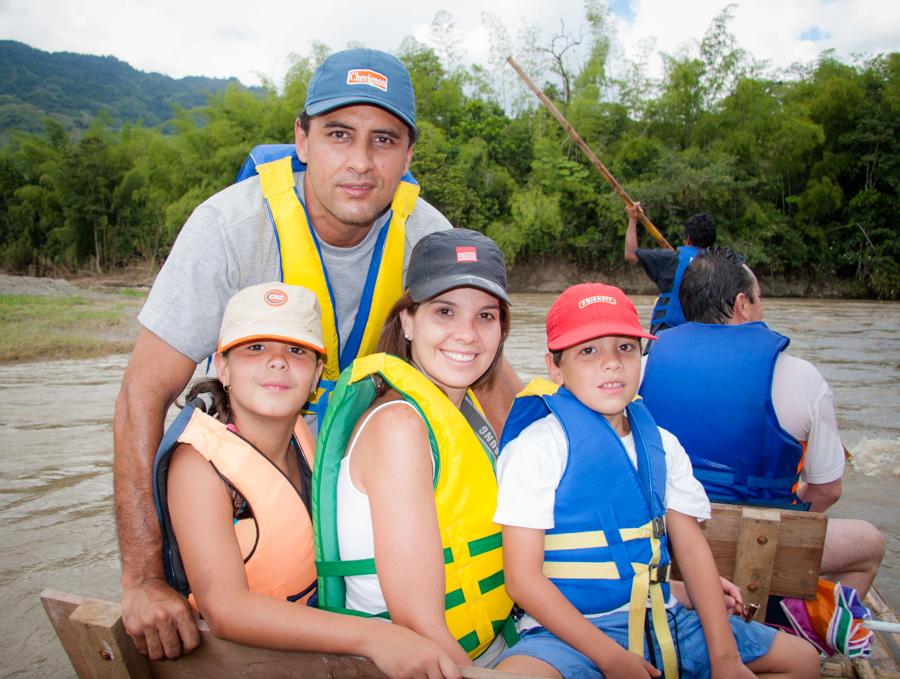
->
<box><xmin>0</xmin><ymin>292</ymin><xmax>144</xmax><ymax>363</ymax></box>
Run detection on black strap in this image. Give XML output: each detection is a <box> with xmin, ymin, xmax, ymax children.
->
<box><xmin>460</xmin><ymin>396</ymin><xmax>499</xmax><ymax>459</ymax></box>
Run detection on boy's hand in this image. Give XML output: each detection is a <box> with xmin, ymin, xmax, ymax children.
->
<box><xmin>597</xmin><ymin>648</ymin><xmax>661</xmax><ymax>679</ymax></box>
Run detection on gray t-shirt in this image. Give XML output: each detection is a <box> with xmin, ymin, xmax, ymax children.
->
<box><xmin>139</xmin><ymin>171</ymin><xmax>451</xmax><ymax>362</ymax></box>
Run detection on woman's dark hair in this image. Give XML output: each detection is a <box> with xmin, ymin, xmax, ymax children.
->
<box><xmin>298</xmin><ymin>110</ymin><xmax>419</xmax><ymax>146</ymax></box>
<box><xmin>376</xmin><ymin>290</ymin><xmax>511</xmax><ymax>391</ymax></box>
<box><xmin>679</xmin><ymin>247</ymin><xmax>755</xmax><ymax>324</ymax></box>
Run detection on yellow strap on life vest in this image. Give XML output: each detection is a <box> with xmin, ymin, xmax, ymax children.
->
<box><xmin>543</xmin><ymin>520</ymin><xmax>656</xmax><ymax>551</ymax></box>
<box><xmin>516</xmin><ymin>377</ymin><xmax>559</xmax><ymax>399</ymax></box>
<box><xmin>626</xmin><ymin>535</ymin><xmax>678</xmax><ymax>679</ymax></box>
<box><xmin>256</xmin><ymin>156</ymin><xmax>416</xmax><ymax>383</ymax></box>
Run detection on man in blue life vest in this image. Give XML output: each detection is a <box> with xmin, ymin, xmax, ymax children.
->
<box><xmin>640</xmin><ymin>248</ymin><xmax>885</xmax><ymax>602</ymax></box>
<box><xmin>623</xmin><ymin>202</ymin><xmax>717</xmax><ymax>335</ymax></box>
<box><xmin>113</xmin><ymin>48</ymin><xmax>522</xmax><ymax>661</ymax></box>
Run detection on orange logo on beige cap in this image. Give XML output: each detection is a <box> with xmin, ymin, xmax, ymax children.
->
<box><xmin>264</xmin><ymin>289</ymin><xmax>288</xmax><ymax>306</ymax></box>
<box><xmin>347</xmin><ymin>69</ymin><xmax>388</xmax><ymax>91</ymax></box>
<box><xmin>578</xmin><ymin>295</ymin><xmax>616</xmax><ymax>309</ymax></box>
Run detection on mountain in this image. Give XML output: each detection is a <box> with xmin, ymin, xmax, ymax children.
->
<box><xmin>0</xmin><ymin>40</ymin><xmax>262</xmax><ymax>141</ymax></box>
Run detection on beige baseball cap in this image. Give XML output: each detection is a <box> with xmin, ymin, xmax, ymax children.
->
<box><xmin>217</xmin><ymin>282</ymin><xmax>325</xmax><ymax>355</ymax></box>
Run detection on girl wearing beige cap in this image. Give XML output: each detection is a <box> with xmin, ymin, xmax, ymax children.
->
<box><xmin>154</xmin><ymin>282</ymin><xmax>460</xmax><ymax>679</ymax></box>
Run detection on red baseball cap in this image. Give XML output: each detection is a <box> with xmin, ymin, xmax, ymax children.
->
<box><xmin>546</xmin><ymin>283</ymin><xmax>656</xmax><ymax>351</ymax></box>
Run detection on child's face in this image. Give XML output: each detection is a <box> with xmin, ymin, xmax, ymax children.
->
<box><xmin>545</xmin><ymin>335</ymin><xmax>641</xmax><ymax>436</ymax></box>
<box><xmin>216</xmin><ymin>340</ymin><xmax>323</xmax><ymax>421</ymax></box>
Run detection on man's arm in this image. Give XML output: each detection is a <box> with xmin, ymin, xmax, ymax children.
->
<box><xmin>797</xmin><ymin>478</ymin><xmax>842</xmax><ymax>512</ymax></box>
<box><xmin>624</xmin><ymin>202</ymin><xmax>643</xmax><ymax>265</ymax></box>
<box><xmin>472</xmin><ymin>356</ymin><xmax>522</xmax><ymax>439</ymax></box>
<box><xmin>114</xmin><ymin>327</ymin><xmax>200</xmax><ymax>659</ymax></box>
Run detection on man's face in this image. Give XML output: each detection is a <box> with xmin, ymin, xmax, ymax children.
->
<box><xmin>295</xmin><ymin>105</ymin><xmax>413</xmax><ymax>243</ymax></box>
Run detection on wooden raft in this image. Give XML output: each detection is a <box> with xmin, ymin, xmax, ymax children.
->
<box><xmin>40</xmin><ymin>589</ymin><xmax>535</xmax><ymax>679</ymax></box>
<box><xmin>42</xmin><ymin>504</ymin><xmax>897</xmax><ymax>678</ymax></box>
<box><xmin>672</xmin><ymin>502</ymin><xmax>828</xmax><ymax>619</ymax></box>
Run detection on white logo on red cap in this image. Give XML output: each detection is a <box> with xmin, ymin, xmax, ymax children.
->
<box><xmin>578</xmin><ymin>295</ymin><xmax>617</xmax><ymax>309</ymax></box>
<box><xmin>264</xmin><ymin>289</ymin><xmax>288</xmax><ymax>306</ymax></box>
<box><xmin>456</xmin><ymin>246</ymin><xmax>478</xmax><ymax>263</ymax></box>
<box><xmin>347</xmin><ymin>69</ymin><xmax>388</xmax><ymax>91</ymax></box>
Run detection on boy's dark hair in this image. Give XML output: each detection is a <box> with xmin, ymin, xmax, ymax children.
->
<box><xmin>298</xmin><ymin>110</ymin><xmax>419</xmax><ymax>146</ymax></box>
<box><xmin>377</xmin><ymin>290</ymin><xmax>510</xmax><ymax>391</ymax></box>
<box><xmin>684</xmin><ymin>212</ymin><xmax>717</xmax><ymax>248</ymax></box>
<box><xmin>679</xmin><ymin>247</ymin><xmax>756</xmax><ymax>324</ymax></box>
<box><xmin>549</xmin><ymin>339</ymin><xmax>643</xmax><ymax>366</ymax></box>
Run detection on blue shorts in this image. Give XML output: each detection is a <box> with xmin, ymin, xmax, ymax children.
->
<box><xmin>496</xmin><ymin>604</ymin><xmax>776</xmax><ymax>679</ymax></box>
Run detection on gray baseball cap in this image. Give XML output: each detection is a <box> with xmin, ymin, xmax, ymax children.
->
<box><xmin>406</xmin><ymin>229</ymin><xmax>510</xmax><ymax>304</ymax></box>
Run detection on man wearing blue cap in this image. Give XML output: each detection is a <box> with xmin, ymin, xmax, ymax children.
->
<box><xmin>113</xmin><ymin>48</ymin><xmax>521</xmax><ymax>665</ymax></box>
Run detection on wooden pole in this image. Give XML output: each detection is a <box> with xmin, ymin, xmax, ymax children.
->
<box><xmin>506</xmin><ymin>56</ymin><xmax>674</xmax><ymax>251</ymax></box>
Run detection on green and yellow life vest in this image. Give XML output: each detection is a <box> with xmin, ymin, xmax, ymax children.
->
<box><xmin>312</xmin><ymin>353</ymin><xmax>514</xmax><ymax>659</ymax></box>
<box><xmin>256</xmin><ymin>156</ymin><xmax>420</xmax><ymax>424</ymax></box>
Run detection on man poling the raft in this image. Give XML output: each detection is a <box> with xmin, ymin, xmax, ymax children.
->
<box><xmin>313</xmin><ymin>229</ymin><xmax>516</xmax><ymax>668</ymax></box>
<box><xmin>507</xmin><ymin>57</ymin><xmax>710</xmax><ymax>341</ymax></box>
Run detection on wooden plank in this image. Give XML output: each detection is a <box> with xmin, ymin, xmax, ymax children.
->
<box><xmin>672</xmin><ymin>503</ymin><xmax>826</xmax><ymax>599</ymax></box>
<box><xmin>42</xmin><ymin>590</ymin><xmax>540</xmax><ymax>679</ymax></box>
<box><xmin>41</xmin><ymin>589</ymin><xmax>94</xmax><ymax>679</ymax></box>
<box><xmin>69</xmin><ymin>599</ymin><xmax>152</xmax><ymax>679</ymax></box>
<box><xmin>731</xmin><ymin>507</ymin><xmax>780</xmax><ymax>619</ymax></box>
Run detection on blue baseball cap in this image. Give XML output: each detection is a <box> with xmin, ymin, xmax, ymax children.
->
<box><xmin>304</xmin><ymin>48</ymin><xmax>416</xmax><ymax>130</ymax></box>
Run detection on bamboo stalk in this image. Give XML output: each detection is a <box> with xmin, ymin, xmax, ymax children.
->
<box><xmin>506</xmin><ymin>56</ymin><xmax>674</xmax><ymax>250</ymax></box>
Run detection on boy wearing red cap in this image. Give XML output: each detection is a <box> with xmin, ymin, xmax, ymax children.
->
<box><xmin>492</xmin><ymin>283</ymin><xmax>818</xmax><ymax>679</ymax></box>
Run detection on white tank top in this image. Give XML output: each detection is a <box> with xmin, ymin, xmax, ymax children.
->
<box><xmin>335</xmin><ymin>399</ymin><xmax>508</xmax><ymax>666</ymax></box>
<box><xmin>336</xmin><ymin>400</ymin><xmax>428</xmax><ymax>614</ymax></box>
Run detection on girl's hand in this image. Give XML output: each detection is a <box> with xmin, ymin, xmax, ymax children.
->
<box><xmin>365</xmin><ymin>624</ymin><xmax>461</xmax><ymax>679</ymax></box>
<box><xmin>597</xmin><ymin>648</ymin><xmax>661</xmax><ymax>679</ymax></box>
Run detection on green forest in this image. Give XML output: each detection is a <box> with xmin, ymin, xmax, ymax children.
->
<box><xmin>0</xmin><ymin>7</ymin><xmax>897</xmax><ymax>298</ymax></box>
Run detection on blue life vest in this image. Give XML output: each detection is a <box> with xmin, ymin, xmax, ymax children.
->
<box><xmin>640</xmin><ymin>322</ymin><xmax>808</xmax><ymax>509</ymax></box>
<box><xmin>649</xmin><ymin>245</ymin><xmax>699</xmax><ymax>333</ymax></box>
<box><xmin>501</xmin><ymin>380</ymin><xmax>678</xmax><ymax>679</ymax></box>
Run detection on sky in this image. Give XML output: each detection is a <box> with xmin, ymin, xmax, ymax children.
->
<box><xmin>2</xmin><ymin>0</ymin><xmax>898</xmax><ymax>88</ymax></box>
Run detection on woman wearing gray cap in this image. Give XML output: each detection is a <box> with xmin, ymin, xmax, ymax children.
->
<box><xmin>313</xmin><ymin>229</ymin><xmax>516</xmax><ymax>668</ymax></box>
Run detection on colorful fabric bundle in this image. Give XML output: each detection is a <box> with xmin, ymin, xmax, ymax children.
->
<box><xmin>779</xmin><ymin>580</ymin><xmax>872</xmax><ymax>657</ymax></box>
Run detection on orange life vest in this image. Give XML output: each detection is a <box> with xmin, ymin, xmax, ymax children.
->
<box><xmin>154</xmin><ymin>405</ymin><xmax>317</xmax><ymax>605</ymax></box>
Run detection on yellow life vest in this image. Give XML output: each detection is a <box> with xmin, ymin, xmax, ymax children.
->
<box><xmin>255</xmin><ymin>157</ymin><xmax>420</xmax><ymax>423</ymax></box>
<box><xmin>156</xmin><ymin>406</ymin><xmax>318</xmax><ymax>607</ymax></box>
<box><xmin>313</xmin><ymin>353</ymin><xmax>514</xmax><ymax>659</ymax></box>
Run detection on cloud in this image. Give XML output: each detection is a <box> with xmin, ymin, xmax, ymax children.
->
<box><xmin>1</xmin><ymin>0</ymin><xmax>897</xmax><ymax>88</ymax></box>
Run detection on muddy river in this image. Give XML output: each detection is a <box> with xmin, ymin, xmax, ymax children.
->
<box><xmin>0</xmin><ymin>295</ymin><xmax>896</xmax><ymax>677</ymax></box>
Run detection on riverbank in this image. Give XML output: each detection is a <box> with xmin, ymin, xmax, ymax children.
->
<box><xmin>0</xmin><ymin>273</ymin><xmax>145</xmax><ymax>363</ymax></box>
<box><xmin>507</xmin><ymin>256</ymin><xmax>867</xmax><ymax>298</ymax></box>
<box><xmin>0</xmin><ymin>260</ymin><xmax>873</xmax><ymax>364</ymax></box>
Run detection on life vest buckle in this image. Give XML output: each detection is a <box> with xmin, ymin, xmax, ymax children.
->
<box><xmin>652</xmin><ymin>515</ymin><xmax>667</xmax><ymax>539</ymax></box>
<box><xmin>648</xmin><ymin>563</ymin><xmax>669</xmax><ymax>585</ymax></box>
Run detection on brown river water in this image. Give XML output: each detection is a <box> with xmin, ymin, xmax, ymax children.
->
<box><xmin>1</xmin><ymin>294</ymin><xmax>897</xmax><ymax>678</ymax></box>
